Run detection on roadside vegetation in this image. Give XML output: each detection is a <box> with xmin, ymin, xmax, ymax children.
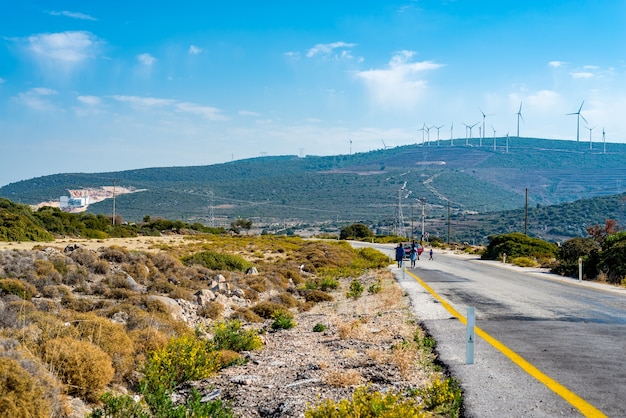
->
<box><xmin>0</xmin><ymin>217</ymin><xmax>462</xmax><ymax>417</ymax></box>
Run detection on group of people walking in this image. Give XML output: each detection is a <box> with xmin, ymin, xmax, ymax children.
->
<box><xmin>395</xmin><ymin>242</ymin><xmax>433</xmax><ymax>268</ymax></box>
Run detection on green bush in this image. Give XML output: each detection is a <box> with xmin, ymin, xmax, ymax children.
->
<box><xmin>209</xmin><ymin>320</ymin><xmax>263</xmax><ymax>352</ymax></box>
<box><xmin>511</xmin><ymin>257</ymin><xmax>539</xmax><ymax>267</ymax></box>
<box><xmin>182</xmin><ymin>251</ymin><xmax>253</xmax><ymax>272</ymax></box>
<box><xmin>346</xmin><ymin>279</ymin><xmax>364</xmax><ymax>299</ymax></box>
<box><xmin>313</xmin><ymin>323</ymin><xmax>326</xmax><ymax>332</ymax></box>
<box><xmin>271</xmin><ymin>309</ymin><xmax>296</xmax><ymax>330</ymax></box>
<box><xmin>482</xmin><ymin>233</ymin><xmax>557</xmax><ymax>261</ymax></box>
<box><xmin>368</xmin><ymin>278</ymin><xmax>382</xmax><ymax>294</ymax></box>
<box><xmin>0</xmin><ymin>278</ymin><xmax>37</xmax><ymax>300</ymax></box>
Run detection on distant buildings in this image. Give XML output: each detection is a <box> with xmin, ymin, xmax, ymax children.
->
<box><xmin>59</xmin><ymin>195</ymin><xmax>89</xmax><ymax>211</ymax></box>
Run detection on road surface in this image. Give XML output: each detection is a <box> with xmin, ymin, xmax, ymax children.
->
<box><xmin>351</xmin><ymin>242</ymin><xmax>626</xmax><ymax>417</ymax></box>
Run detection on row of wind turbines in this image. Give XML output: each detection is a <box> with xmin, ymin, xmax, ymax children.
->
<box><xmin>412</xmin><ymin>101</ymin><xmax>607</xmax><ymax>152</ymax></box>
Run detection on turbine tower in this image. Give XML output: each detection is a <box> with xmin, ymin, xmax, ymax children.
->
<box><xmin>602</xmin><ymin>128</ymin><xmax>606</xmax><ymax>154</ymax></box>
<box><xmin>418</xmin><ymin>123</ymin><xmax>426</xmax><ymax>145</ymax></box>
<box><xmin>567</xmin><ymin>101</ymin><xmax>587</xmax><ymax>142</ymax></box>
<box><xmin>491</xmin><ymin>125</ymin><xmax>496</xmax><ymax>151</ymax></box>
<box><xmin>450</xmin><ymin>122</ymin><xmax>454</xmax><ymax>145</ymax></box>
<box><xmin>516</xmin><ymin>102</ymin><xmax>524</xmax><ymax>137</ymax></box>
<box><xmin>434</xmin><ymin>125</ymin><xmax>444</xmax><ymax>146</ymax></box>
<box><xmin>480</xmin><ymin>108</ymin><xmax>492</xmax><ymax>146</ymax></box>
<box><xmin>586</xmin><ymin>125</ymin><xmax>596</xmax><ymax>150</ymax></box>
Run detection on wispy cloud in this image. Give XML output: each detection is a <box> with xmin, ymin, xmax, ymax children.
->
<box><xmin>77</xmin><ymin>95</ymin><xmax>102</xmax><ymax>106</ymax></box>
<box><xmin>570</xmin><ymin>71</ymin><xmax>594</xmax><ymax>79</ymax></box>
<box><xmin>111</xmin><ymin>95</ymin><xmax>174</xmax><ymax>107</ymax></box>
<box><xmin>0</xmin><ymin>78</ymin><xmax>5</xmax><ymax>84</ymax></box>
<box><xmin>137</xmin><ymin>53</ymin><xmax>156</xmax><ymax>66</ymax></box>
<box><xmin>548</xmin><ymin>61</ymin><xmax>566</xmax><ymax>68</ymax></box>
<box><xmin>239</xmin><ymin>110</ymin><xmax>261</xmax><ymax>117</ymax></box>
<box><xmin>14</xmin><ymin>87</ymin><xmax>59</xmax><ymax>111</ymax></box>
<box><xmin>306</xmin><ymin>41</ymin><xmax>357</xmax><ymax>59</ymax></box>
<box><xmin>24</xmin><ymin>31</ymin><xmax>99</xmax><ymax>64</ymax></box>
<box><xmin>48</xmin><ymin>10</ymin><xmax>97</xmax><ymax>21</ymax></box>
<box><xmin>110</xmin><ymin>95</ymin><xmax>227</xmax><ymax>120</ymax></box>
<box><xmin>188</xmin><ymin>45</ymin><xmax>204</xmax><ymax>55</ymax></box>
<box><xmin>176</xmin><ymin>102</ymin><xmax>226</xmax><ymax>120</ymax></box>
<box><xmin>356</xmin><ymin>50</ymin><xmax>443</xmax><ymax>108</ymax></box>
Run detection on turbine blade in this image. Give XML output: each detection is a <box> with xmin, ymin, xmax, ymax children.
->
<box><xmin>578</xmin><ymin>100</ymin><xmax>585</xmax><ymax>112</ymax></box>
<box><xmin>580</xmin><ymin>114</ymin><xmax>588</xmax><ymax>124</ymax></box>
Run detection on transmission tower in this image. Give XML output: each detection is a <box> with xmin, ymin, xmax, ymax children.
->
<box><xmin>396</xmin><ymin>182</ymin><xmax>410</xmax><ymax>238</ymax></box>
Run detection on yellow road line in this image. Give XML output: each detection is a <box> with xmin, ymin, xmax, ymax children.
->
<box><xmin>405</xmin><ymin>269</ymin><xmax>607</xmax><ymax>418</ymax></box>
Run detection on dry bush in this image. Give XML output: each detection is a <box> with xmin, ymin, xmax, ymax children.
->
<box><xmin>336</xmin><ymin>319</ymin><xmax>364</xmax><ymax>340</ymax></box>
<box><xmin>99</xmin><ymin>245</ymin><xmax>131</xmax><ymax>263</ymax></box>
<box><xmin>168</xmin><ymin>287</ymin><xmax>194</xmax><ymax>301</ymax></box>
<box><xmin>217</xmin><ymin>349</ymin><xmax>243</xmax><ymax>367</ymax></box>
<box><xmin>242</xmin><ymin>288</ymin><xmax>259</xmax><ymax>302</ymax></box>
<box><xmin>301</xmin><ymin>289</ymin><xmax>334</xmax><ymax>303</ymax></box>
<box><xmin>71</xmin><ymin>313</ymin><xmax>135</xmax><ymax>383</ymax></box>
<box><xmin>230</xmin><ymin>307</ymin><xmax>263</xmax><ymax>323</ymax></box>
<box><xmin>69</xmin><ymin>248</ymin><xmax>99</xmax><ymax>268</ymax></box>
<box><xmin>366</xmin><ymin>348</ymin><xmax>389</xmax><ymax>364</ymax></box>
<box><xmin>245</xmin><ymin>275</ymin><xmax>267</xmax><ymax>293</ymax></box>
<box><xmin>324</xmin><ymin>369</ymin><xmax>363</xmax><ymax>387</ymax></box>
<box><xmin>298</xmin><ymin>301</ymin><xmax>316</xmax><ymax>312</ymax></box>
<box><xmin>377</xmin><ymin>280</ymin><xmax>405</xmax><ymax>310</ymax></box>
<box><xmin>42</xmin><ymin>337</ymin><xmax>114</xmax><ymax>402</ymax></box>
<box><xmin>93</xmin><ymin>259</ymin><xmax>110</xmax><ymax>275</ymax></box>
<box><xmin>251</xmin><ymin>301</ymin><xmax>286</xmax><ymax>319</ymax></box>
<box><xmin>390</xmin><ymin>344</ymin><xmax>418</xmax><ymax>379</ymax></box>
<box><xmin>271</xmin><ymin>292</ymin><xmax>298</xmax><ymax>308</ymax></box>
<box><xmin>0</xmin><ymin>356</ymin><xmax>53</xmax><ymax>418</ymax></box>
<box><xmin>128</xmin><ymin>328</ymin><xmax>169</xmax><ymax>369</ymax></box>
<box><xmin>148</xmin><ymin>278</ymin><xmax>176</xmax><ymax>294</ymax></box>
<box><xmin>34</xmin><ymin>259</ymin><xmax>61</xmax><ymax>283</ymax></box>
<box><xmin>198</xmin><ymin>301</ymin><xmax>224</xmax><ymax>320</ymax></box>
<box><xmin>60</xmin><ymin>293</ymin><xmax>95</xmax><ymax>312</ymax></box>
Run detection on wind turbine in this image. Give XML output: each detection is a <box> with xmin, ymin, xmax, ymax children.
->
<box><xmin>462</xmin><ymin>123</ymin><xmax>470</xmax><ymax>145</ymax></box>
<box><xmin>480</xmin><ymin>108</ymin><xmax>492</xmax><ymax>146</ymax></box>
<box><xmin>381</xmin><ymin>139</ymin><xmax>391</xmax><ymax>149</ymax></box>
<box><xmin>516</xmin><ymin>102</ymin><xmax>524</xmax><ymax>137</ymax></box>
<box><xmin>506</xmin><ymin>132</ymin><xmax>510</xmax><ymax>153</ymax></box>
<box><xmin>567</xmin><ymin>101</ymin><xmax>587</xmax><ymax>142</ymax></box>
<box><xmin>586</xmin><ymin>125</ymin><xmax>596</xmax><ymax>150</ymax></box>
<box><xmin>418</xmin><ymin>123</ymin><xmax>426</xmax><ymax>145</ymax></box>
<box><xmin>434</xmin><ymin>125</ymin><xmax>444</xmax><ymax>146</ymax></box>
<box><xmin>491</xmin><ymin>125</ymin><xmax>496</xmax><ymax>151</ymax></box>
<box><xmin>602</xmin><ymin>127</ymin><xmax>606</xmax><ymax>154</ymax></box>
<box><xmin>349</xmin><ymin>138</ymin><xmax>352</xmax><ymax>155</ymax></box>
<box><xmin>467</xmin><ymin>122</ymin><xmax>479</xmax><ymax>145</ymax></box>
<box><xmin>425</xmin><ymin>125</ymin><xmax>432</xmax><ymax>145</ymax></box>
<box><xmin>450</xmin><ymin>122</ymin><xmax>454</xmax><ymax>145</ymax></box>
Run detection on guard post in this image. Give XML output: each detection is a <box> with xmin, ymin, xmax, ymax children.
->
<box><xmin>466</xmin><ymin>306</ymin><xmax>475</xmax><ymax>365</ymax></box>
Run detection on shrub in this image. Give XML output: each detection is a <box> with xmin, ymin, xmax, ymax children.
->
<box><xmin>0</xmin><ymin>356</ymin><xmax>53</xmax><ymax>418</ymax></box>
<box><xmin>0</xmin><ymin>278</ymin><xmax>37</xmax><ymax>300</ymax></box>
<box><xmin>416</xmin><ymin>377</ymin><xmax>463</xmax><ymax>415</ymax></box>
<box><xmin>346</xmin><ymin>279</ymin><xmax>364</xmax><ymax>299</ymax></box>
<box><xmin>230</xmin><ymin>307</ymin><xmax>263</xmax><ymax>323</ymax></box>
<box><xmin>210</xmin><ymin>320</ymin><xmax>263</xmax><ymax>352</ymax></box>
<box><xmin>301</xmin><ymin>289</ymin><xmax>334</xmax><ymax>303</ymax></box>
<box><xmin>511</xmin><ymin>256</ymin><xmax>539</xmax><ymax>267</ymax></box>
<box><xmin>313</xmin><ymin>323</ymin><xmax>326</xmax><ymax>332</ymax></box>
<box><xmin>305</xmin><ymin>385</ymin><xmax>426</xmax><ymax>417</ymax></box>
<box><xmin>251</xmin><ymin>301</ymin><xmax>285</xmax><ymax>319</ymax></box>
<box><xmin>368</xmin><ymin>278</ymin><xmax>382</xmax><ymax>294</ymax></box>
<box><xmin>271</xmin><ymin>309</ymin><xmax>296</xmax><ymax>330</ymax></box>
<box><xmin>182</xmin><ymin>251</ymin><xmax>253</xmax><ymax>272</ymax></box>
<box><xmin>482</xmin><ymin>233</ymin><xmax>557</xmax><ymax>261</ymax></box>
<box><xmin>42</xmin><ymin>337</ymin><xmax>114</xmax><ymax>402</ymax></box>
<box><xmin>198</xmin><ymin>301</ymin><xmax>224</xmax><ymax>320</ymax></box>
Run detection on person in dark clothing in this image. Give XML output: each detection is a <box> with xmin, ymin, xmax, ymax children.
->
<box><xmin>395</xmin><ymin>244</ymin><xmax>405</xmax><ymax>268</ymax></box>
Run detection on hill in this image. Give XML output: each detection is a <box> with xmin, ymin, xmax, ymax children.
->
<box><xmin>2</xmin><ymin>137</ymin><xmax>625</xmax><ymax>243</ymax></box>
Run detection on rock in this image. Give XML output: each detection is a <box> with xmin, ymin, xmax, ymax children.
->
<box><xmin>147</xmin><ymin>295</ymin><xmax>184</xmax><ymax>321</ymax></box>
<box><xmin>195</xmin><ymin>289</ymin><xmax>216</xmax><ymax>306</ymax></box>
<box><xmin>246</xmin><ymin>267</ymin><xmax>259</xmax><ymax>275</ymax></box>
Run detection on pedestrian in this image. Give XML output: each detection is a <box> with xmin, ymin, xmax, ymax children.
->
<box><xmin>409</xmin><ymin>245</ymin><xmax>417</xmax><ymax>267</ymax></box>
<box><xmin>395</xmin><ymin>243</ymin><xmax>405</xmax><ymax>268</ymax></box>
<box><xmin>429</xmin><ymin>248</ymin><xmax>434</xmax><ymax>260</ymax></box>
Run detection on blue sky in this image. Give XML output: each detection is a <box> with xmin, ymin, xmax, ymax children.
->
<box><xmin>1</xmin><ymin>1</ymin><xmax>626</xmax><ymax>187</ymax></box>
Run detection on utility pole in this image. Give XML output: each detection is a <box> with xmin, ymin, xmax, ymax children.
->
<box><xmin>418</xmin><ymin>197</ymin><xmax>426</xmax><ymax>242</ymax></box>
<box><xmin>112</xmin><ymin>178</ymin><xmax>116</xmax><ymax>226</ymax></box>
<box><xmin>447</xmin><ymin>201</ymin><xmax>451</xmax><ymax>246</ymax></box>
<box><xmin>524</xmin><ymin>188</ymin><xmax>528</xmax><ymax>235</ymax></box>
<box><xmin>208</xmin><ymin>191</ymin><xmax>215</xmax><ymax>227</ymax></box>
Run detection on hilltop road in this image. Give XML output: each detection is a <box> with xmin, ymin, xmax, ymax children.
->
<box><xmin>350</xmin><ymin>242</ymin><xmax>626</xmax><ymax>417</ymax></box>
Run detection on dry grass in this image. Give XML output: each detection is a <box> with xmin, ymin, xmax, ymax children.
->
<box><xmin>324</xmin><ymin>369</ymin><xmax>364</xmax><ymax>387</ymax></box>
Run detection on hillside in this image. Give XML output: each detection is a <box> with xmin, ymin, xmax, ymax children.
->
<box><xmin>2</xmin><ymin>138</ymin><xmax>625</xmax><ymax>244</ymax></box>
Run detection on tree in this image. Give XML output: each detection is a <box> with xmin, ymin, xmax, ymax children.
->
<box><xmin>586</xmin><ymin>219</ymin><xmax>620</xmax><ymax>245</ymax></box>
<box><xmin>230</xmin><ymin>218</ymin><xmax>253</xmax><ymax>234</ymax></box>
<box><xmin>340</xmin><ymin>223</ymin><xmax>373</xmax><ymax>240</ymax></box>
<box><xmin>552</xmin><ymin>237</ymin><xmax>600</xmax><ymax>279</ymax></box>
<box><xmin>599</xmin><ymin>231</ymin><xmax>626</xmax><ymax>284</ymax></box>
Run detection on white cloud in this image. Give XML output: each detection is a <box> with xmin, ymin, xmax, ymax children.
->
<box><xmin>356</xmin><ymin>50</ymin><xmax>443</xmax><ymax>108</ymax></box>
<box><xmin>25</xmin><ymin>31</ymin><xmax>99</xmax><ymax>64</ymax></box>
<box><xmin>239</xmin><ymin>110</ymin><xmax>261</xmax><ymax>117</ymax></box>
<box><xmin>525</xmin><ymin>90</ymin><xmax>561</xmax><ymax>110</ymax></box>
<box><xmin>176</xmin><ymin>102</ymin><xmax>227</xmax><ymax>120</ymax></box>
<box><xmin>306</xmin><ymin>41</ymin><xmax>357</xmax><ymax>58</ymax></box>
<box><xmin>111</xmin><ymin>95</ymin><xmax>174</xmax><ymax>107</ymax></box>
<box><xmin>14</xmin><ymin>87</ymin><xmax>59</xmax><ymax>111</ymax></box>
<box><xmin>548</xmin><ymin>61</ymin><xmax>566</xmax><ymax>68</ymax></box>
<box><xmin>188</xmin><ymin>45</ymin><xmax>204</xmax><ymax>55</ymax></box>
<box><xmin>137</xmin><ymin>53</ymin><xmax>156</xmax><ymax>66</ymax></box>
<box><xmin>77</xmin><ymin>95</ymin><xmax>102</xmax><ymax>105</ymax></box>
<box><xmin>570</xmin><ymin>72</ymin><xmax>594</xmax><ymax>79</ymax></box>
<box><xmin>49</xmin><ymin>10</ymin><xmax>97</xmax><ymax>21</ymax></box>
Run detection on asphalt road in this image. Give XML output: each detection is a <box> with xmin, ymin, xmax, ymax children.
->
<box><xmin>351</xmin><ymin>242</ymin><xmax>626</xmax><ymax>417</ymax></box>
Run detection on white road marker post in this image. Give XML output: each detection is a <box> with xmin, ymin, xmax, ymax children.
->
<box><xmin>578</xmin><ymin>257</ymin><xmax>583</xmax><ymax>282</ymax></box>
<box><xmin>466</xmin><ymin>306</ymin><xmax>475</xmax><ymax>365</ymax></box>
